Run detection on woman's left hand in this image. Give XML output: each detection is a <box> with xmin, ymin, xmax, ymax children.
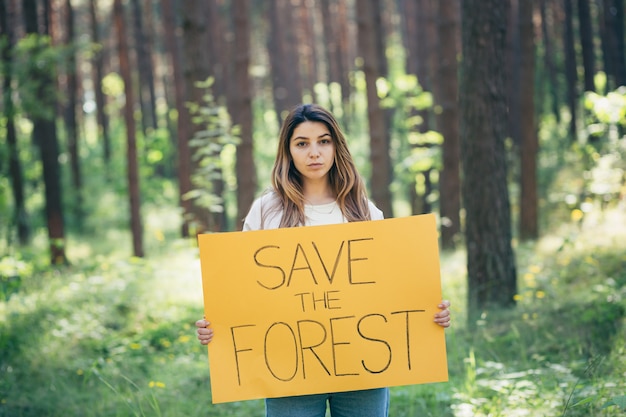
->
<box><xmin>434</xmin><ymin>300</ymin><xmax>451</xmax><ymax>328</ymax></box>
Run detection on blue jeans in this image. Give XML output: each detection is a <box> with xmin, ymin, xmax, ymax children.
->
<box><xmin>265</xmin><ymin>388</ymin><xmax>389</xmax><ymax>417</ymax></box>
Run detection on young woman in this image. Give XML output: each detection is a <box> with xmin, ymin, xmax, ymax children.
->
<box><xmin>196</xmin><ymin>103</ymin><xmax>451</xmax><ymax>417</ymax></box>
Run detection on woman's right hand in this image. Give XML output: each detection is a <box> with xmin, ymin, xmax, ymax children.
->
<box><xmin>195</xmin><ymin>318</ymin><xmax>214</xmax><ymax>345</ymax></box>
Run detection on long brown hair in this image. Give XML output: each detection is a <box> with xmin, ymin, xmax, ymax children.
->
<box><xmin>270</xmin><ymin>104</ymin><xmax>371</xmax><ymax>227</ymax></box>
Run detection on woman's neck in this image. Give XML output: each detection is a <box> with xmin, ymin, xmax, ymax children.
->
<box><xmin>302</xmin><ymin>181</ymin><xmax>335</xmax><ymax>205</ymax></box>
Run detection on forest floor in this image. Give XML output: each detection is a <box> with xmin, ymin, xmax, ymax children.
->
<box><xmin>1</xmin><ymin>201</ymin><xmax>625</xmax><ymax>416</ymax></box>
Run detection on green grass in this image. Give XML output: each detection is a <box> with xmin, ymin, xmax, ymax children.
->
<box><xmin>1</xmin><ymin>205</ymin><xmax>625</xmax><ymax>416</ymax></box>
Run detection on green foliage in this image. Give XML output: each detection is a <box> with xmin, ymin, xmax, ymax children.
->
<box><xmin>184</xmin><ymin>78</ymin><xmax>239</xmax><ymax>215</ymax></box>
<box><xmin>11</xmin><ymin>34</ymin><xmax>74</xmax><ymax>119</ymax></box>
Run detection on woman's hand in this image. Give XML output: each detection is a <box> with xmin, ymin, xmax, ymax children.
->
<box><xmin>195</xmin><ymin>318</ymin><xmax>214</xmax><ymax>345</ymax></box>
<box><xmin>434</xmin><ymin>300</ymin><xmax>451</xmax><ymax>328</ymax></box>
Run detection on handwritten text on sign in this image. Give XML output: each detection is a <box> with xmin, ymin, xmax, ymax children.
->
<box><xmin>198</xmin><ymin>214</ymin><xmax>448</xmax><ymax>404</ymax></box>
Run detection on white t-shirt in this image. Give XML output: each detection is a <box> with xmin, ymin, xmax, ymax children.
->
<box><xmin>242</xmin><ymin>191</ymin><xmax>384</xmax><ymax>231</ymax></box>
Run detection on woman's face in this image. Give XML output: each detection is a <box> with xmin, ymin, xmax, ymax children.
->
<box><xmin>289</xmin><ymin>121</ymin><xmax>336</xmax><ymax>185</ymax></box>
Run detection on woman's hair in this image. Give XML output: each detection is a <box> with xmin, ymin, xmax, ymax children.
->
<box><xmin>270</xmin><ymin>103</ymin><xmax>371</xmax><ymax>227</ymax></box>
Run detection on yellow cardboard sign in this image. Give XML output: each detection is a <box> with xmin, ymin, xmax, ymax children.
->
<box><xmin>198</xmin><ymin>214</ymin><xmax>448</xmax><ymax>404</ymax></box>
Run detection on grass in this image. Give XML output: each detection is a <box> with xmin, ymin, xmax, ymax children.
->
<box><xmin>1</xmin><ymin>203</ymin><xmax>625</xmax><ymax>416</ymax></box>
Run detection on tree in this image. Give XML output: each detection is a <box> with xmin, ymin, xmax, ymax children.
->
<box><xmin>578</xmin><ymin>0</ymin><xmax>596</xmax><ymax>92</ymax></box>
<box><xmin>356</xmin><ymin>0</ymin><xmax>393</xmax><ymax>218</ymax></box>
<box><xmin>460</xmin><ymin>0</ymin><xmax>517</xmax><ymax>321</ymax></box>
<box><xmin>161</xmin><ymin>0</ymin><xmax>192</xmax><ymax>236</ymax></box>
<box><xmin>181</xmin><ymin>1</ymin><xmax>213</xmax><ymax>233</ymax></box>
<box><xmin>519</xmin><ymin>0</ymin><xmax>539</xmax><ymax>241</ymax></box>
<box><xmin>1</xmin><ymin>0</ymin><xmax>29</xmax><ymax>245</ymax></box>
<box><xmin>23</xmin><ymin>0</ymin><xmax>67</xmax><ymax>265</ymax></box>
<box><xmin>436</xmin><ymin>0</ymin><xmax>461</xmax><ymax>249</ymax></box>
<box><xmin>64</xmin><ymin>0</ymin><xmax>83</xmax><ymax>225</ymax></box>
<box><xmin>267</xmin><ymin>0</ymin><xmax>302</xmax><ymax>124</ymax></box>
<box><xmin>130</xmin><ymin>0</ymin><xmax>157</xmax><ymax>134</ymax></box>
<box><xmin>113</xmin><ymin>0</ymin><xmax>144</xmax><ymax>257</ymax></box>
<box><xmin>563</xmin><ymin>0</ymin><xmax>578</xmax><ymax>140</ymax></box>
<box><xmin>539</xmin><ymin>0</ymin><xmax>561</xmax><ymax>122</ymax></box>
<box><xmin>231</xmin><ymin>0</ymin><xmax>256</xmax><ymax>230</ymax></box>
<box><xmin>600</xmin><ymin>0</ymin><xmax>626</xmax><ymax>88</ymax></box>
<box><xmin>89</xmin><ymin>0</ymin><xmax>112</xmax><ymax>168</ymax></box>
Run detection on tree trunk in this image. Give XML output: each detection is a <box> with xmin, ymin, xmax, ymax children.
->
<box><xmin>414</xmin><ymin>0</ymin><xmax>436</xmax><ymax>215</ymax></box>
<box><xmin>114</xmin><ymin>0</ymin><xmax>144</xmax><ymax>257</ymax></box>
<box><xmin>437</xmin><ymin>0</ymin><xmax>461</xmax><ymax>249</ymax></box>
<box><xmin>130</xmin><ymin>0</ymin><xmax>158</xmax><ymax>135</ymax></box>
<box><xmin>231</xmin><ymin>0</ymin><xmax>256</xmax><ymax>230</ymax></box>
<box><xmin>1</xmin><ymin>0</ymin><xmax>29</xmax><ymax>244</ymax></box>
<box><xmin>65</xmin><ymin>0</ymin><xmax>83</xmax><ymax>226</ymax></box>
<box><xmin>578</xmin><ymin>0</ymin><xmax>596</xmax><ymax>92</ymax></box>
<box><xmin>460</xmin><ymin>0</ymin><xmax>517</xmax><ymax>321</ymax></box>
<box><xmin>206</xmin><ymin>1</ymin><xmax>227</xmax><ymax>101</ymax></box>
<box><xmin>601</xmin><ymin>0</ymin><xmax>626</xmax><ymax>88</ymax></box>
<box><xmin>89</xmin><ymin>0</ymin><xmax>111</xmax><ymax>168</ymax></box>
<box><xmin>519</xmin><ymin>0</ymin><xmax>539</xmax><ymax>241</ymax></box>
<box><xmin>23</xmin><ymin>0</ymin><xmax>67</xmax><ymax>265</ymax></box>
<box><xmin>181</xmin><ymin>0</ymin><xmax>213</xmax><ymax>233</ymax></box>
<box><xmin>268</xmin><ymin>0</ymin><xmax>302</xmax><ymax>124</ymax></box>
<box><xmin>162</xmin><ymin>0</ymin><xmax>192</xmax><ymax>237</ymax></box>
<box><xmin>508</xmin><ymin>0</ymin><xmax>522</xmax><ymax>147</ymax></box>
<box><xmin>563</xmin><ymin>0</ymin><xmax>578</xmax><ymax>140</ymax></box>
<box><xmin>540</xmin><ymin>0</ymin><xmax>561</xmax><ymax>122</ymax></box>
<box><xmin>357</xmin><ymin>0</ymin><xmax>393</xmax><ymax>218</ymax></box>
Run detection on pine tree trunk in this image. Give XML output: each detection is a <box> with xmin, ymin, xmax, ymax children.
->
<box><xmin>231</xmin><ymin>0</ymin><xmax>256</xmax><ymax>230</ymax></box>
<box><xmin>578</xmin><ymin>0</ymin><xmax>596</xmax><ymax>92</ymax></box>
<box><xmin>540</xmin><ymin>0</ymin><xmax>561</xmax><ymax>122</ymax></box>
<box><xmin>1</xmin><ymin>0</ymin><xmax>29</xmax><ymax>244</ymax></box>
<box><xmin>519</xmin><ymin>0</ymin><xmax>539</xmax><ymax>241</ymax></box>
<box><xmin>181</xmin><ymin>0</ymin><xmax>213</xmax><ymax>233</ymax></box>
<box><xmin>162</xmin><ymin>0</ymin><xmax>192</xmax><ymax>237</ymax></box>
<box><xmin>23</xmin><ymin>0</ymin><xmax>67</xmax><ymax>264</ymax></box>
<box><xmin>460</xmin><ymin>0</ymin><xmax>517</xmax><ymax>321</ymax></box>
<box><xmin>357</xmin><ymin>0</ymin><xmax>393</xmax><ymax>218</ymax></box>
<box><xmin>65</xmin><ymin>0</ymin><xmax>83</xmax><ymax>226</ymax></box>
<box><xmin>563</xmin><ymin>0</ymin><xmax>578</xmax><ymax>140</ymax></box>
<box><xmin>89</xmin><ymin>0</ymin><xmax>112</xmax><ymax>168</ymax></box>
<box><xmin>437</xmin><ymin>0</ymin><xmax>461</xmax><ymax>249</ymax></box>
<box><xmin>114</xmin><ymin>0</ymin><xmax>144</xmax><ymax>257</ymax></box>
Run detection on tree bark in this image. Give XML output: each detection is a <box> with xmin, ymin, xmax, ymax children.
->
<box><xmin>231</xmin><ymin>0</ymin><xmax>256</xmax><ymax>230</ymax></box>
<box><xmin>519</xmin><ymin>0</ymin><xmax>539</xmax><ymax>241</ymax></box>
<box><xmin>578</xmin><ymin>0</ymin><xmax>596</xmax><ymax>92</ymax></box>
<box><xmin>563</xmin><ymin>0</ymin><xmax>578</xmax><ymax>140</ymax></box>
<box><xmin>437</xmin><ymin>0</ymin><xmax>461</xmax><ymax>249</ymax></box>
<box><xmin>268</xmin><ymin>0</ymin><xmax>303</xmax><ymax>124</ymax></box>
<box><xmin>114</xmin><ymin>0</ymin><xmax>144</xmax><ymax>257</ymax></box>
<box><xmin>181</xmin><ymin>0</ymin><xmax>213</xmax><ymax>233</ymax></box>
<box><xmin>540</xmin><ymin>0</ymin><xmax>561</xmax><ymax>122</ymax></box>
<box><xmin>130</xmin><ymin>0</ymin><xmax>158</xmax><ymax>133</ymax></box>
<box><xmin>162</xmin><ymin>0</ymin><xmax>192</xmax><ymax>236</ymax></box>
<box><xmin>357</xmin><ymin>0</ymin><xmax>393</xmax><ymax>218</ymax></box>
<box><xmin>460</xmin><ymin>0</ymin><xmax>517</xmax><ymax>321</ymax></box>
<box><xmin>88</xmin><ymin>0</ymin><xmax>111</xmax><ymax>168</ymax></box>
<box><xmin>1</xmin><ymin>0</ymin><xmax>29</xmax><ymax>244</ymax></box>
<box><xmin>601</xmin><ymin>0</ymin><xmax>626</xmax><ymax>88</ymax></box>
<box><xmin>65</xmin><ymin>0</ymin><xmax>83</xmax><ymax>226</ymax></box>
<box><xmin>23</xmin><ymin>0</ymin><xmax>67</xmax><ymax>265</ymax></box>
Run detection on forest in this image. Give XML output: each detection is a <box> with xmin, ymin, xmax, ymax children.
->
<box><xmin>1</xmin><ymin>0</ymin><xmax>625</xmax><ymax>415</ymax></box>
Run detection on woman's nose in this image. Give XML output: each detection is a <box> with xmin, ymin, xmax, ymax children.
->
<box><xmin>309</xmin><ymin>144</ymin><xmax>320</xmax><ymax>157</ymax></box>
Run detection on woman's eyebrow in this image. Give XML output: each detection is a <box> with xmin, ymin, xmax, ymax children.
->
<box><xmin>292</xmin><ymin>132</ymin><xmax>331</xmax><ymax>140</ymax></box>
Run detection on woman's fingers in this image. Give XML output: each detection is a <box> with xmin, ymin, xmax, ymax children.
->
<box><xmin>196</xmin><ymin>318</ymin><xmax>213</xmax><ymax>344</ymax></box>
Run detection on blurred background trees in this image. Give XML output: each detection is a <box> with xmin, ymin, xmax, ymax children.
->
<box><xmin>1</xmin><ymin>0</ymin><xmax>625</xmax><ymax>319</ymax></box>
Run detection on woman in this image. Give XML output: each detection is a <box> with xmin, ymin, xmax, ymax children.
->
<box><xmin>196</xmin><ymin>103</ymin><xmax>451</xmax><ymax>417</ymax></box>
